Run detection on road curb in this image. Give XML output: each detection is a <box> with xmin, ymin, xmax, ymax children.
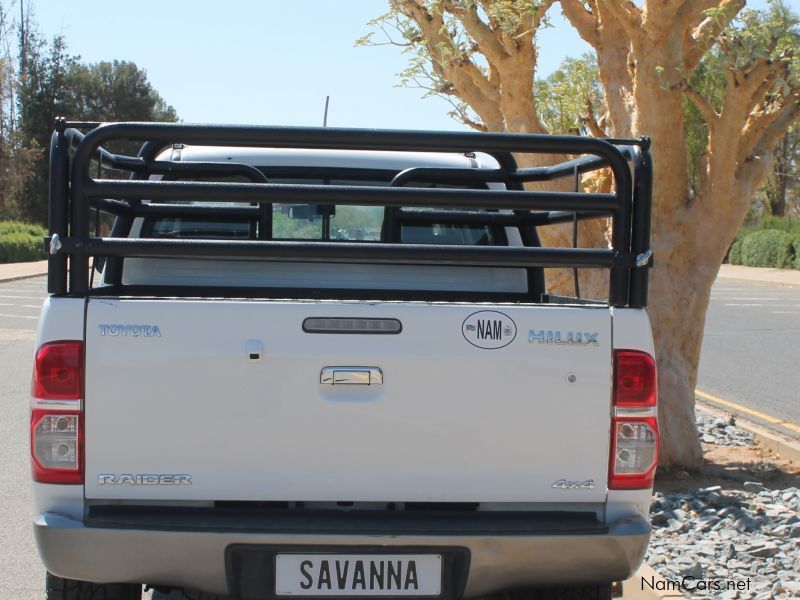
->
<box><xmin>0</xmin><ymin>271</ymin><xmax>47</xmax><ymax>284</ymax></box>
<box><xmin>0</xmin><ymin>261</ymin><xmax>48</xmax><ymax>283</ymax></box>
<box><xmin>622</xmin><ymin>564</ymin><xmax>683</xmax><ymax>599</ymax></box>
<box><xmin>696</xmin><ymin>402</ymin><xmax>800</xmax><ymax>464</ymax></box>
<box><xmin>716</xmin><ymin>264</ymin><xmax>800</xmax><ymax>287</ymax></box>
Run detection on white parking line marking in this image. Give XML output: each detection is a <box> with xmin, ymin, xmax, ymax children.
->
<box><xmin>714</xmin><ymin>297</ymin><xmax>780</xmax><ymax>301</ymax></box>
<box><xmin>724</xmin><ymin>303</ymin><xmax>764</xmax><ymax>307</ymax></box>
<box><xmin>3</xmin><ymin>286</ymin><xmax>46</xmax><ymax>290</ymax></box>
<box><xmin>22</xmin><ymin>305</ymin><xmax>41</xmax><ymax>309</ymax></box>
<box><xmin>0</xmin><ymin>313</ymin><xmax>38</xmax><ymax>320</ymax></box>
<box><xmin>772</xmin><ymin>311</ymin><xmax>800</xmax><ymax>315</ymax></box>
<box><xmin>0</xmin><ymin>294</ymin><xmax>47</xmax><ymax>300</ymax></box>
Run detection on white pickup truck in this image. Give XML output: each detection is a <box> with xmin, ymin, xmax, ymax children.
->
<box><xmin>33</xmin><ymin>121</ymin><xmax>657</xmax><ymax>600</ymax></box>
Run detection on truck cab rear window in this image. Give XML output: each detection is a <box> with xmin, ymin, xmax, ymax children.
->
<box><xmin>142</xmin><ymin>177</ymin><xmax>500</xmax><ymax>246</ymax></box>
<box><xmin>149</xmin><ymin>218</ymin><xmax>252</xmax><ymax>240</ymax></box>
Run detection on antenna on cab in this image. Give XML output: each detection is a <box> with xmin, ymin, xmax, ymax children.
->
<box><xmin>323</xmin><ymin>96</ymin><xmax>330</xmax><ymax>127</ymax></box>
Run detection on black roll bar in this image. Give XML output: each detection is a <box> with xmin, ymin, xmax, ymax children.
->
<box><xmin>47</xmin><ymin>120</ymin><xmax>651</xmax><ymax>307</ymax></box>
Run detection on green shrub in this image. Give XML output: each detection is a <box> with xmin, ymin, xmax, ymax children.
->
<box><xmin>0</xmin><ymin>220</ymin><xmax>47</xmax><ymax>263</ymax></box>
<box><xmin>754</xmin><ymin>216</ymin><xmax>800</xmax><ymax>235</ymax></box>
<box><xmin>740</xmin><ymin>230</ymin><xmax>795</xmax><ymax>268</ymax></box>
<box><xmin>0</xmin><ymin>220</ymin><xmax>47</xmax><ymax>237</ymax></box>
<box><xmin>793</xmin><ymin>237</ymin><xmax>800</xmax><ymax>270</ymax></box>
<box><xmin>727</xmin><ymin>239</ymin><xmax>743</xmax><ymax>264</ymax></box>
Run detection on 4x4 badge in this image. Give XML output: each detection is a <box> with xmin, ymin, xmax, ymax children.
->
<box><xmin>552</xmin><ymin>479</ymin><xmax>596</xmax><ymax>490</ymax></box>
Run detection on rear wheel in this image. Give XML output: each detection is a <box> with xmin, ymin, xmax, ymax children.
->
<box><xmin>46</xmin><ymin>573</ymin><xmax>142</xmax><ymax>600</ymax></box>
<box><xmin>509</xmin><ymin>584</ymin><xmax>613</xmax><ymax>600</ymax></box>
<box><xmin>155</xmin><ymin>589</ymin><xmax>227</xmax><ymax>600</ymax></box>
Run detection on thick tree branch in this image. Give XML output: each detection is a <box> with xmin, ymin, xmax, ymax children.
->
<box><xmin>736</xmin><ymin>100</ymin><xmax>800</xmax><ymax>196</ymax></box>
<box><xmin>478</xmin><ymin>0</ymin><xmax>518</xmax><ymax>56</ymax></box>
<box><xmin>679</xmin><ymin>80</ymin><xmax>719</xmax><ymax>126</ymax></box>
<box><xmin>581</xmin><ymin>95</ymin><xmax>606</xmax><ymax>137</ymax></box>
<box><xmin>558</xmin><ymin>0</ymin><xmax>600</xmax><ymax>46</ymax></box>
<box><xmin>735</xmin><ymin>48</ymin><xmax>786</xmax><ymax>103</ymax></box>
<box><xmin>395</xmin><ymin>0</ymin><xmax>503</xmax><ymax>125</ymax></box>
<box><xmin>738</xmin><ymin>94</ymin><xmax>800</xmax><ymax>168</ymax></box>
<box><xmin>598</xmin><ymin>0</ymin><xmax>642</xmax><ymax>40</ymax></box>
<box><xmin>745</xmin><ymin>61</ymin><xmax>787</xmax><ymax>110</ymax></box>
<box><xmin>531</xmin><ymin>0</ymin><xmax>555</xmax><ymax>31</ymax></box>
<box><xmin>684</xmin><ymin>0</ymin><xmax>746</xmax><ymax>73</ymax></box>
<box><xmin>443</xmin><ymin>0</ymin><xmax>508</xmax><ymax>63</ymax></box>
<box><xmin>645</xmin><ymin>0</ymin><xmax>692</xmax><ymax>31</ymax></box>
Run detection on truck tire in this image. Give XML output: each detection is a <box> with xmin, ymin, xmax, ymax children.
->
<box><xmin>46</xmin><ymin>573</ymin><xmax>142</xmax><ymax>600</ymax></box>
<box><xmin>158</xmin><ymin>590</ymin><xmax>227</xmax><ymax>600</ymax></box>
<box><xmin>511</xmin><ymin>584</ymin><xmax>612</xmax><ymax>600</ymax></box>
<box><xmin>180</xmin><ymin>589</ymin><xmax>228</xmax><ymax>600</ymax></box>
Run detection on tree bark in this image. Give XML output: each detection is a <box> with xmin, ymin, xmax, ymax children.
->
<box><xmin>769</xmin><ymin>136</ymin><xmax>789</xmax><ymax>217</ymax></box>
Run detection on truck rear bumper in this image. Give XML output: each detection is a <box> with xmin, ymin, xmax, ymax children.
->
<box><xmin>34</xmin><ymin>509</ymin><xmax>650</xmax><ymax>598</ymax></box>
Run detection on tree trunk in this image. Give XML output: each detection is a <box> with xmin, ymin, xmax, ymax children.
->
<box><xmin>632</xmin><ymin>60</ymin><xmax>706</xmax><ymax>467</ymax></box>
<box><xmin>769</xmin><ymin>137</ymin><xmax>788</xmax><ymax>217</ymax></box>
<box><xmin>512</xmin><ymin>152</ymin><xmax>611</xmax><ymax>298</ymax></box>
<box><xmin>646</xmin><ymin>210</ymin><xmax>714</xmax><ymax>468</ymax></box>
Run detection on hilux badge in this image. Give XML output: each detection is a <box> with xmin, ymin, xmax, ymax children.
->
<box><xmin>529</xmin><ymin>329</ymin><xmax>599</xmax><ymax>346</ymax></box>
<box><xmin>462</xmin><ymin>310</ymin><xmax>517</xmax><ymax>349</ymax></box>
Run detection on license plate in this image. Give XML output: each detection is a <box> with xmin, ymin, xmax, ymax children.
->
<box><xmin>275</xmin><ymin>553</ymin><xmax>442</xmax><ymax>597</ymax></box>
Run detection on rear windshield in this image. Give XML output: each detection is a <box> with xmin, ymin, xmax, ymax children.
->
<box><xmin>143</xmin><ymin>176</ymin><xmax>503</xmax><ymax>246</ymax></box>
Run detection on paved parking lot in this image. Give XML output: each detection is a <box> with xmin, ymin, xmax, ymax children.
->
<box><xmin>0</xmin><ymin>278</ymin><xmax>45</xmax><ymax>599</ymax></box>
<box><xmin>0</xmin><ymin>276</ymin><xmax>47</xmax><ymax>330</ymax></box>
<box><xmin>699</xmin><ymin>279</ymin><xmax>800</xmax><ymax>428</ymax></box>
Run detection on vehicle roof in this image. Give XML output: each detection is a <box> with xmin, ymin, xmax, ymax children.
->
<box><xmin>158</xmin><ymin>146</ymin><xmax>500</xmax><ymax>171</ymax></box>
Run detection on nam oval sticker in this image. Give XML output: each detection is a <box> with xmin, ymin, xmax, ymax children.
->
<box><xmin>462</xmin><ymin>310</ymin><xmax>517</xmax><ymax>349</ymax></box>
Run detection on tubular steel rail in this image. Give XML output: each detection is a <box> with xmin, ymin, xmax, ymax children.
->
<box><xmin>46</xmin><ymin>118</ymin><xmax>652</xmax><ymax>307</ymax></box>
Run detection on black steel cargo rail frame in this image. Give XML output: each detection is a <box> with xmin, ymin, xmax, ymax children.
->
<box><xmin>47</xmin><ymin>119</ymin><xmax>652</xmax><ymax>307</ymax></box>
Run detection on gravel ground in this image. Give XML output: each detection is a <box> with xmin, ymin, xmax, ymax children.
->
<box><xmin>646</xmin><ymin>416</ymin><xmax>800</xmax><ymax>599</ymax></box>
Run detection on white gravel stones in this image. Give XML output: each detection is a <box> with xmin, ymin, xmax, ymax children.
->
<box><xmin>697</xmin><ymin>415</ymin><xmax>755</xmax><ymax>447</ymax></box>
<box><xmin>646</xmin><ymin>417</ymin><xmax>799</xmax><ymax>598</ymax></box>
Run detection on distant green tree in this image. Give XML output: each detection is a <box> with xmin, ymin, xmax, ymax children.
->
<box><xmin>11</xmin><ymin>8</ymin><xmax>177</xmax><ymax>224</ymax></box>
<box><xmin>760</xmin><ymin>125</ymin><xmax>799</xmax><ymax>217</ymax></box>
<box><xmin>534</xmin><ymin>54</ymin><xmax>604</xmax><ymax>136</ymax></box>
<box><xmin>13</xmin><ymin>19</ymin><xmax>75</xmax><ymax>222</ymax></box>
<box><xmin>66</xmin><ymin>60</ymin><xmax>177</xmax><ymax>124</ymax></box>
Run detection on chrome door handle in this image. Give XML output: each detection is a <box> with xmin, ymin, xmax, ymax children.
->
<box><xmin>320</xmin><ymin>367</ymin><xmax>383</xmax><ymax>385</ymax></box>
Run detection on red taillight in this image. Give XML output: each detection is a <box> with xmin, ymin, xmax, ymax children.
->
<box><xmin>613</xmin><ymin>350</ymin><xmax>656</xmax><ymax>407</ymax></box>
<box><xmin>609</xmin><ymin>349</ymin><xmax>658</xmax><ymax>490</ymax></box>
<box><xmin>31</xmin><ymin>341</ymin><xmax>84</xmax><ymax>485</ymax></box>
<box><xmin>32</xmin><ymin>341</ymin><xmax>83</xmax><ymax>400</ymax></box>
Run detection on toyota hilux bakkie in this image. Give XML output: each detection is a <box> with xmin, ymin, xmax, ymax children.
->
<box><xmin>33</xmin><ymin>120</ymin><xmax>656</xmax><ymax>600</ymax></box>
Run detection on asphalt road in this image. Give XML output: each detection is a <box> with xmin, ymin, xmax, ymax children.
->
<box><xmin>0</xmin><ymin>277</ymin><xmax>46</xmax><ymax>599</ymax></box>
<box><xmin>0</xmin><ymin>274</ymin><xmax>797</xmax><ymax>598</ymax></box>
<box><xmin>698</xmin><ymin>278</ymin><xmax>800</xmax><ymax>429</ymax></box>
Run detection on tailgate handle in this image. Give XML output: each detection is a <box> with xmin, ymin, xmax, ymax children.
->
<box><xmin>320</xmin><ymin>367</ymin><xmax>383</xmax><ymax>386</ymax></box>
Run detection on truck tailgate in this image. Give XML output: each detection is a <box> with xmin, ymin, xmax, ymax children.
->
<box><xmin>84</xmin><ymin>299</ymin><xmax>612</xmax><ymax>503</ymax></box>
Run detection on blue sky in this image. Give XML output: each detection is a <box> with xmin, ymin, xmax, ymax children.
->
<box><xmin>30</xmin><ymin>0</ymin><xmax>773</xmax><ymax>131</ymax></box>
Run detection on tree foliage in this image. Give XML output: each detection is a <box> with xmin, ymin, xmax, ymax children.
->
<box><xmin>534</xmin><ymin>54</ymin><xmax>603</xmax><ymax>136</ymax></box>
<box><xmin>0</xmin><ymin>1</ymin><xmax>178</xmax><ymax>223</ymax></box>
